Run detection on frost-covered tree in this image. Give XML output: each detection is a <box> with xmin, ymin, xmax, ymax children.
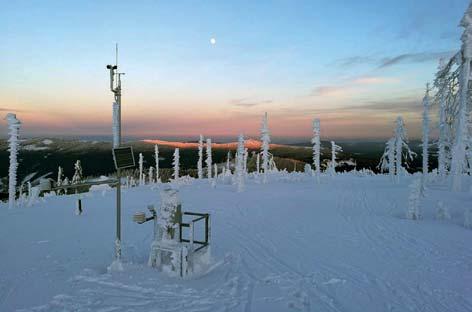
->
<box><xmin>422</xmin><ymin>85</ymin><xmax>431</xmax><ymax>175</ymax></box>
<box><xmin>406</xmin><ymin>179</ymin><xmax>422</xmax><ymax>220</ymax></box>
<box><xmin>139</xmin><ymin>153</ymin><xmax>144</xmax><ymax>185</ymax></box>
<box><xmin>260</xmin><ymin>112</ymin><xmax>270</xmax><ymax>183</ymax></box>
<box><xmin>154</xmin><ymin>144</ymin><xmax>160</xmax><ymax>182</ymax></box>
<box><xmin>378</xmin><ymin>137</ymin><xmax>396</xmax><ymax>179</ymax></box>
<box><xmin>57</xmin><ymin>166</ymin><xmax>64</xmax><ymax>187</ymax></box>
<box><xmin>198</xmin><ymin>135</ymin><xmax>204</xmax><ymax>179</ymax></box>
<box><xmin>206</xmin><ymin>138</ymin><xmax>212</xmax><ymax>179</ymax></box>
<box><xmin>72</xmin><ymin>160</ymin><xmax>83</xmax><ymax>184</ymax></box>
<box><xmin>173</xmin><ymin>148</ymin><xmax>180</xmax><ymax>179</ymax></box>
<box><xmin>328</xmin><ymin>141</ymin><xmax>342</xmax><ymax>175</ymax></box>
<box><xmin>148</xmin><ymin>167</ymin><xmax>154</xmax><ymax>184</ymax></box>
<box><xmin>312</xmin><ymin>119</ymin><xmax>321</xmax><ymax>176</ymax></box>
<box><xmin>226</xmin><ymin>151</ymin><xmax>231</xmax><ymax>172</ymax></box>
<box><xmin>235</xmin><ymin>134</ymin><xmax>245</xmax><ymax>192</ymax></box>
<box><xmin>451</xmin><ymin>5</ymin><xmax>472</xmax><ymax>191</ymax></box>
<box><xmin>256</xmin><ymin>153</ymin><xmax>260</xmax><ymax>173</ymax></box>
<box><xmin>6</xmin><ymin>113</ymin><xmax>21</xmax><ymax>209</ymax></box>
<box><xmin>436</xmin><ymin>58</ymin><xmax>451</xmax><ymax>178</ymax></box>
<box><xmin>243</xmin><ymin>148</ymin><xmax>248</xmax><ymax>174</ymax></box>
<box><xmin>394</xmin><ymin>116</ymin><xmax>415</xmax><ymax>182</ymax></box>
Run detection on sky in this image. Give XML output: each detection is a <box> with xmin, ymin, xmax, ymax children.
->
<box><xmin>0</xmin><ymin>0</ymin><xmax>469</xmax><ymax>141</ymax></box>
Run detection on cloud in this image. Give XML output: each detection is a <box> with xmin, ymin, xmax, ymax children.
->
<box><xmin>230</xmin><ymin>98</ymin><xmax>273</xmax><ymax>107</ymax></box>
<box><xmin>0</xmin><ymin>107</ymin><xmax>28</xmax><ymax>113</ymax></box>
<box><xmin>378</xmin><ymin>51</ymin><xmax>455</xmax><ymax>68</ymax></box>
<box><xmin>341</xmin><ymin>96</ymin><xmax>423</xmax><ymax>114</ymax></box>
<box><xmin>334</xmin><ymin>50</ymin><xmax>456</xmax><ymax>69</ymax></box>
<box><xmin>311</xmin><ymin>75</ymin><xmax>397</xmax><ymax>97</ymax></box>
<box><xmin>311</xmin><ymin>86</ymin><xmax>346</xmax><ymax>97</ymax></box>
<box><xmin>333</xmin><ymin>56</ymin><xmax>375</xmax><ymax>67</ymax></box>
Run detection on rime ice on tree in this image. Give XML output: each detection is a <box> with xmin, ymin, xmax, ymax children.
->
<box><xmin>72</xmin><ymin>160</ymin><xmax>83</xmax><ymax>184</ymax></box>
<box><xmin>173</xmin><ymin>148</ymin><xmax>180</xmax><ymax>179</ymax></box>
<box><xmin>312</xmin><ymin>119</ymin><xmax>321</xmax><ymax>176</ymax></box>
<box><xmin>5</xmin><ymin>113</ymin><xmax>21</xmax><ymax>209</ymax></box>
<box><xmin>394</xmin><ymin>116</ymin><xmax>415</xmax><ymax>183</ymax></box>
<box><xmin>235</xmin><ymin>134</ymin><xmax>245</xmax><ymax>192</ymax></box>
<box><xmin>256</xmin><ymin>153</ymin><xmax>260</xmax><ymax>173</ymax></box>
<box><xmin>57</xmin><ymin>166</ymin><xmax>64</xmax><ymax>187</ymax></box>
<box><xmin>451</xmin><ymin>3</ymin><xmax>472</xmax><ymax>191</ymax></box>
<box><xmin>148</xmin><ymin>167</ymin><xmax>154</xmax><ymax>184</ymax></box>
<box><xmin>328</xmin><ymin>141</ymin><xmax>342</xmax><ymax>175</ymax></box>
<box><xmin>139</xmin><ymin>153</ymin><xmax>144</xmax><ymax>186</ymax></box>
<box><xmin>226</xmin><ymin>151</ymin><xmax>231</xmax><ymax>172</ymax></box>
<box><xmin>435</xmin><ymin>58</ymin><xmax>450</xmax><ymax>178</ymax></box>
<box><xmin>422</xmin><ymin>85</ymin><xmax>431</xmax><ymax>175</ymax></box>
<box><xmin>198</xmin><ymin>135</ymin><xmax>204</xmax><ymax>179</ymax></box>
<box><xmin>206</xmin><ymin>138</ymin><xmax>212</xmax><ymax>179</ymax></box>
<box><xmin>260</xmin><ymin>112</ymin><xmax>271</xmax><ymax>183</ymax></box>
<box><xmin>154</xmin><ymin>144</ymin><xmax>160</xmax><ymax>182</ymax></box>
<box><xmin>379</xmin><ymin>138</ymin><xmax>396</xmax><ymax>180</ymax></box>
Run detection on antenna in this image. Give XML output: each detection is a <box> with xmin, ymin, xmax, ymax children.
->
<box><xmin>115</xmin><ymin>43</ymin><xmax>118</xmax><ymax>68</ymax></box>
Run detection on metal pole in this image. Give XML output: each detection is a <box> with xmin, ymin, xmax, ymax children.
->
<box><xmin>108</xmin><ymin>44</ymin><xmax>124</xmax><ymax>263</ymax></box>
<box><xmin>116</xmin><ymin>72</ymin><xmax>122</xmax><ymax>261</ymax></box>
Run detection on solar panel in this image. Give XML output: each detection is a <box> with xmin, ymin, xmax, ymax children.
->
<box><xmin>113</xmin><ymin>146</ymin><xmax>135</xmax><ymax>170</ymax></box>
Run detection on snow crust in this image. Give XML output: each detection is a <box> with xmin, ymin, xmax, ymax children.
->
<box><xmin>1</xmin><ymin>174</ymin><xmax>471</xmax><ymax>311</ymax></box>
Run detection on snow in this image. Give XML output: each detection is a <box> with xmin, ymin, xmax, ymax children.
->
<box><xmin>23</xmin><ymin>144</ymin><xmax>49</xmax><ymax>151</ymax></box>
<box><xmin>42</xmin><ymin>139</ymin><xmax>53</xmax><ymax>145</ymax></box>
<box><xmin>1</xmin><ymin>174</ymin><xmax>472</xmax><ymax>311</ymax></box>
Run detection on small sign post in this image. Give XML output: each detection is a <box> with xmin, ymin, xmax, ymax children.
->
<box><xmin>113</xmin><ymin>147</ymin><xmax>136</xmax><ymax>170</ymax></box>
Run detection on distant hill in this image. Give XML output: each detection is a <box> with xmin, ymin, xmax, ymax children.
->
<box><xmin>142</xmin><ymin>138</ymin><xmax>294</xmax><ymax>150</ymax></box>
<box><xmin>0</xmin><ymin>137</ymin><xmax>428</xmax><ymax>193</ymax></box>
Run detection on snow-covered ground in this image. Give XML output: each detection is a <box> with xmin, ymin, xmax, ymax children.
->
<box><xmin>1</xmin><ymin>173</ymin><xmax>471</xmax><ymax>312</ymax></box>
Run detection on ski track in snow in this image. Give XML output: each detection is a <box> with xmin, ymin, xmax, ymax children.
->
<box><xmin>2</xmin><ymin>174</ymin><xmax>472</xmax><ymax>311</ymax></box>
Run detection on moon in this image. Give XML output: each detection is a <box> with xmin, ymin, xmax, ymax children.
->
<box><xmin>210</xmin><ymin>38</ymin><xmax>216</xmax><ymax>45</ymax></box>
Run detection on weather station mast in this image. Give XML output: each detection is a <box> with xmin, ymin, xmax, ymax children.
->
<box><xmin>107</xmin><ymin>44</ymin><xmax>126</xmax><ymax>270</ymax></box>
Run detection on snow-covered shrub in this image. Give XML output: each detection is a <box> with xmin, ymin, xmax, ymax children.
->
<box><xmin>6</xmin><ymin>113</ymin><xmax>21</xmax><ymax>209</ymax></box>
<box><xmin>206</xmin><ymin>138</ymin><xmax>212</xmax><ymax>179</ymax></box>
<box><xmin>173</xmin><ymin>148</ymin><xmax>180</xmax><ymax>179</ymax></box>
<box><xmin>72</xmin><ymin>160</ymin><xmax>83</xmax><ymax>184</ymax></box>
<box><xmin>406</xmin><ymin>179</ymin><xmax>422</xmax><ymax>220</ymax></box>
<box><xmin>260</xmin><ymin>112</ymin><xmax>270</xmax><ymax>183</ymax></box>
<box><xmin>198</xmin><ymin>135</ymin><xmax>204</xmax><ymax>179</ymax></box>
<box><xmin>436</xmin><ymin>201</ymin><xmax>451</xmax><ymax>221</ymax></box>
<box><xmin>304</xmin><ymin>164</ymin><xmax>312</xmax><ymax>175</ymax></box>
